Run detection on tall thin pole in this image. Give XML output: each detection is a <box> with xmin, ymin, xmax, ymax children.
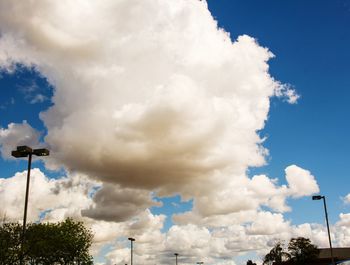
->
<box><xmin>23</xmin><ymin>152</ymin><xmax>32</xmax><ymax>239</ymax></box>
<box><xmin>12</xmin><ymin>146</ymin><xmax>49</xmax><ymax>265</ymax></box>
<box><xmin>128</xmin><ymin>237</ymin><xmax>135</xmax><ymax>265</ymax></box>
<box><xmin>174</xmin><ymin>253</ymin><xmax>178</xmax><ymax>265</ymax></box>
<box><xmin>21</xmin><ymin>152</ymin><xmax>32</xmax><ymax>265</ymax></box>
<box><xmin>322</xmin><ymin>196</ymin><xmax>335</xmax><ymax>265</ymax></box>
<box><xmin>131</xmin><ymin>240</ymin><xmax>133</xmax><ymax>265</ymax></box>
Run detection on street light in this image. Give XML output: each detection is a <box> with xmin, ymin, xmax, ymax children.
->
<box><xmin>174</xmin><ymin>253</ymin><xmax>179</xmax><ymax>265</ymax></box>
<box><xmin>12</xmin><ymin>145</ymin><xmax>49</xmax><ymax>264</ymax></box>
<box><xmin>128</xmin><ymin>237</ymin><xmax>135</xmax><ymax>265</ymax></box>
<box><xmin>312</xmin><ymin>195</ymin><xmax>335</xmax><ymax>265</ymax></box>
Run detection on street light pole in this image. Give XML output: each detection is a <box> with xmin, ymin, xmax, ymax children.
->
<box><xmin>23</xmin><ymin>149</ymin><xmax>32</xmax><ymax>242</ymax></box>
<box><xmin>128</xmin><ymin>237</ymin><xmax>135</xmax><ymax>265</ymax></box>
<box><xmin>12</xmin><ymin>145</ymin><xmax>49</xmax><ymax>265</ymax></box>
<box><xmin>312</xmin><ymin>195</ymin><xmax>335</xmax><ymax>265</ymax></box>
<box><xmin>174</xmin><ymin>253</ymin><xmax>179</xmax><ymax>265</ymax></box>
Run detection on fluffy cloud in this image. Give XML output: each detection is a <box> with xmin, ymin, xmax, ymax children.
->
<box><xmin>337</xmin><ymin>213</ymin><xmax>350</xmax><ymax>226</ymax></box>
<box><xmin>174</xmin><ymin>165</ymin><xmax>319</xmax><ymax>224</ymax></box>
<box><xmin>0</xmin><ymin>121</ymin><xmax>40</xmax><ymax>159</ymax></box>
<box><xmin>0</xmin><ymin>169</ymin><xmax>346</xmax><ymax>265</ymax></box>
<box><xmin>285</xmin><ymin>165</ymin><xmax>319</xmax><ymax>197</ymax></box>
<box><xmin>335</xmin><ymin>213</ymin><xmax>350</xmax><ymax>246</ymax></box>
<box><xmin>0</xmin><ymin>168</ymin><xmax>96</xmax><ymax>222</ymax></box>
<box><xmin>82</xmin><ymin>184</ymin><xmax>161</xmax><ymax>222</ymax></box>
<box><xmin>246</xmin><ymin>212</ymin><xmax>291</xmax><ymax>235</ymax></box>
<box><xmin>0</xmin><ymin>0</ymin><xmax>303</xmax><ymax>229</ymax></box>
<box><xmin>0</xmin><ymin>0</ymin><xmax>330</xmax><ymax>264</ymax></box>
<box><xmin>0</xmin><ymin>169</ymin><xmax>172</xmax><ymax>263</ymax></box>
<box><xmin>166</xmin><ymin>224</ymin><xmax>211</xmax><ymax>254</ymax></box>
<box><xmin>0</xmin><ymin>0</ymin><xmax>297</xmax><ymax>196</ymax></box>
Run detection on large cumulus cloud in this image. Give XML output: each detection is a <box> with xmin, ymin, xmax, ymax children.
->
<box><xmin>0</xmin><ymin>0</ymin><xmax>296</xmax><ymax>196</ymax></box>
<box><xmin>1</xmin><ymin>0</ymin><xmax>338</xmax><ymax>264</ymax></box>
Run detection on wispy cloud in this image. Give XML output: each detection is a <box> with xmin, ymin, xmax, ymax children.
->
<box><xmin>274</xmin><ymin>83</ymin><xmax>300</xmax><ymax>104</ymax></box>
<box><xmin>17</xmin><ymin>78</ymin><xmax>49</xmax><ymax>104</ymax></box>
<box><xmin>343</xmin><ymin>194</ymin><xmax>350</xmax><ymax>204</ymax></box>
<box><xmin>30</xmin><ymin>93</ymin><xmax>47</xmax><ymax>104</ymax></box>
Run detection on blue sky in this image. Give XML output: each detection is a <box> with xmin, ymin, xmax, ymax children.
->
<box><xmin>0</xmin><ymin>1</ymin><xmax>350</xmax><ymax>264</ymax></box>
<box><xmin>209</xmin><ymin>0</ymin><xmax>350</xmax><ymax>223</ymax></box>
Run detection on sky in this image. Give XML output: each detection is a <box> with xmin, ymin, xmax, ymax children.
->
<box><xmin>0</xmin><ymin>0</ymin><xmax>349</xmax><ymax>265</ymax></box>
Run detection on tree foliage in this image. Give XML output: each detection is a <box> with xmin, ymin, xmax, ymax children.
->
<box><xmin>263</xmin><ymin>237</ymin><xmax>319</xmax><ymax>265</ymax></box>
<box><xmin>263</xmin><ymin>242</ymin><xmax>290</xmax><ymax>265</ymax></box>
<box><xmin>0</xmin><ymin>222</ymin><xmax>22</xmax><ymax>264</ymax></box>
<box><xmin>0</xmin><ymin>218</ymin><xmax>93</xmax><ymax>265</ymax></box>
<box><xmin>246</xmin><ymin>260</ymin><xmax>257</xmax><ymax>265</ymax></box>
<box><xmin>287</xmin><ymin>237</ymin><xmax>319</xmax><ymax>265</ymax></box>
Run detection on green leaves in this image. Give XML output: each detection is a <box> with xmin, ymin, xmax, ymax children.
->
<box><xmin>0</xmin><ymin>218</ymin><xmax>93</xmax><ymax>265</ymax></box>
<box><xmin>287</xmin><ymin>237</ymin><xmax>319</xmax><ymax>265</ymax></box>
<box><xmin>263</xmin><ymin>242</ymin><xmax>290</xmax><ymax>265</ymax></box>
<box><xmin>263</xmin><ymin>237</ymin><xmax>319</xmax><ymax>265</ymax></box>
<box><xmin>0</xmin><ymin>222</ymin><xmax>22</xmax><ymax>264</ymax></box>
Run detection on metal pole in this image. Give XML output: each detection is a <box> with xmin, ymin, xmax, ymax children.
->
<box><xmin>322</xmin><ymin>196</ymin><xmax>335</xmax><ymax>265</ymax></box>
<box><xmin>175</xmin><ymin>253</ymin><xmax>178</xmax><ymax>265</ymax></box>
<box><xmin>23</xmin><ymin>152</ymin><xmax>32</xmax><ymax>238</ymax></box>
<box><xmin>128</xmin><ymin>238</ymin><xmax>135</xmax><ymax>265</ymax></box>
<box><xmin>131</xmin><ymin>240</ymin><xmax>133</xmax><ymax>265</ymax></box>
<box><xmin>21</xmin><ymin>152</ymin><xmax>32</xmax><ymax>265</ymax></box>
<box><xmin>12</xmin><ymin>146</ymin><xmax>49</xmax><ymax>265</ymax></box>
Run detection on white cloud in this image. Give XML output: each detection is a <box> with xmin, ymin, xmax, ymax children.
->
<box><xmin>1</xmin><ymin>168</ymin><xmax>346</xmax><ymax>265</ymax></box>
<box><xmin>0</xmin><ymin>0</ymin><xmax>303</xmax><ymax>235</ymax></box>
<box><xmin>249</xmin><ymin>174</ymin><xmax>289</xmax><ymax>212</ymax></box>
<box><xmin>337</xmin><ymin>213</ymin><xmax>350</xmax><ymax>226</ymax></box>
<box><xmin>246</xmin><ymin>212</ymin><xmax>291</xmax><ymax>235</ymax></box>
<box><xmin>0</xmin><ymin>0</ymin><xmax>326</xmax><ymax>264</ymax></box>
<box><xmin>343</xmin><ymin>194</ymin><xmax>350</xmax><ymax>204</ymax></box>
<box><xmin>166</xmin><ymin>224</ymin><xmax>211</xmax><ymax>254</ymax></box>
<box><xmin>174</xmin><ymin>165</ymin><xmax>319</xmax><ymax>223</ymax></box>
<box><xmin>105</xmin><ymin>246</ymin><xmax>130</xmax><ymax>265</ymax></box>
<box><xmin>30</xmin><ymin>93</ymin><xmax>47</xmax><ymax>104</ymax></box>
<box><xmin>0</xmin><ymin>0</ymin><xmax>297</xmax><ymax>197</ymax></box>
<box><xmin>274</xmin><ymin>83</ymin><xmax>300</xmax><ymax>104</ymax></box>
<box><xmin>285</xmin><ymin>165</ymin><xmax>319</xmax><ymax>198</ymax></box>
<box><xmin>0</xmin><ymin>121</ymin><xmax>41</xmax><ymax>159</ymax></box>
<box><xmin>335</xmin><ymin>213</ymin><xmax>350</xmax><ymax>246</ymax></box>
<box><xmin>0</xmin><ymin>168</ymin><xmax>96</xmax><ymax>222</ymax></box>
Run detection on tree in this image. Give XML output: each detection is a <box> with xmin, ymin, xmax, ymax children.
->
<box><xmin>0</xmin><ymin>218</ymin><xmax>93</xmax><ymax>265</ymax></box>
<box><xmin>287</xmin><ymin>237</ymin><xmax>319</xmax><ymax>265</ymax></box>
<box><xmin>263</xmin><ymin>237</ymin><xmax>319</xmax><ymax>265</ymax></box>
<box><xmin>263</xmin><ymin>242</ymin><xmax>289</xmax><ymax>265</ymax></box>
<box><xmin>246</xmin><ymin>260</ymin><xmax>257</xmax><ymax>265</ymax></box>
<box><xmin>0</xmin><ymin>222</ymin><xmax>22</xmax><ymax>264</ymax></box>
